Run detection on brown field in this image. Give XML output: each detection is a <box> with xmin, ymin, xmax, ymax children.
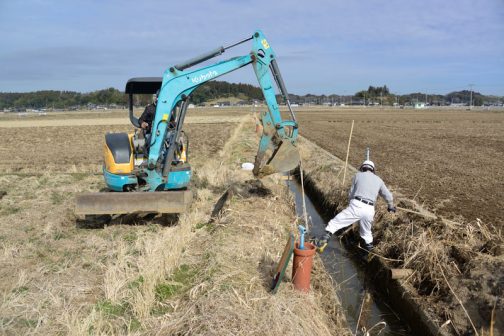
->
<box><xmin>0</xmin><ymin>108</ymin><xmax>246</xmax><ymax>127</ymax></box>
<box><xmin>293</xmin><ymin>107</ymin><xmax>504</xmax><ymax>227</ymax></box>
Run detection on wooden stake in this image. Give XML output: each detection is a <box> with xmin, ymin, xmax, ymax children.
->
<box><xmin>341</xmin><ymin>120</ymin><xmax>354</xmax><ymax>193</ymax></box>
<box><xmin>436</xmin><ymin>254</ymin><xmax>480</xmax><ymax>336</ymax></box>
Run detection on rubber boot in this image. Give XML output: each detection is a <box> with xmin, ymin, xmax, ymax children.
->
<box><xmin>310</xmin><ymin>232</ymin><xmax>332</xmax><ymax>253</ymax></box>
<box><xmin>359</xmin><ymin>239</ymin><xmax>374</xmax><ymax>262</ymax></box>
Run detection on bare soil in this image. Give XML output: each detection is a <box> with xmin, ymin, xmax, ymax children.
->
<box><xmin>294</xmin><ymin>107</ymin><xmax>504</xmax><ymax>228</ymax></box>
<box><xmin>0</xmin><ymin>107</ymin><xmax>251</xmax><ymax>123</ymax></box>
<box><xmin>0</xmin><ymin>122</ymin><xmax>236</xmax><ymax>173</ymax></box>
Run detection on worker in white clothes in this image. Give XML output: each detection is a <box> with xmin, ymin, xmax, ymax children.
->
<box><xmin>313</xmin><ymin>160</ymin><xmax>396</xmax><ymax>253</ymax></box>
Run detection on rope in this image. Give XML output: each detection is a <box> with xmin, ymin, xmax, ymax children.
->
<box><xmin>355</xmin><ymin>289</ymin><xmax>367</xmax><ymax>335</ymax></box>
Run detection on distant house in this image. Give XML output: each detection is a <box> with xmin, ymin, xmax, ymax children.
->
<box><xmin>413</xmin><ymin>102</ymin><xmax>426</xmax><ymax>109</ymax></box>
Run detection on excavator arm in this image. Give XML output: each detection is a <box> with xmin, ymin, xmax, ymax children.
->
<box><xmin>138</xmin><ymin>30</ymin><xmax>300</xmax><ymax>190</ymax></box>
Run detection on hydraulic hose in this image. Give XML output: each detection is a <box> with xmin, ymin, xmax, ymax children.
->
<box><xmin>162</xmin><ymin>100</ymin><xmax>189</xmax><ymax>177</ymax></box>
<box><xmin>270</xmin><ymin>59</ymin><xmax>296</xmax><ymax>121</ymax></box>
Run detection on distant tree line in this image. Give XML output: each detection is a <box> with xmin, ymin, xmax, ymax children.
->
<box><xmin>1</xmin><ymin>82</ymin><xmax>501</xmax><ymax>110</ymax></box>
<box><xmin>0</xmin><ymin>88</ymin><xmax>127</xmax><ymax>110</ymax></box>
<box><xmin>355</xmin><ymin>85</ymin><xmax>390</xmax><ymax>99</ymax></box>
<box><xmin>0</xmin><ymin>81</ymin><xmax>264</xmax><ymax>110</ymax></box>
<box><xmin>391</xmin><ymin>90</ymin><xmax>488</xmax><ymax>106</ymax></box>
<box><xmin>191</xmin><ymin>81</ymin><xmax>263</xmax><ymax>104</ymax></box>
<box><xmin>288</xmin><ymin>86</ymin><xmax>501</xmax><ymax>106</ymax></box>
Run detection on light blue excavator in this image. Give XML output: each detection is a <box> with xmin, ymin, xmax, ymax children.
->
<box><xmin>76</xmin><ymin>30</ymin><xmax>299</xmax><ymax>215</ymax></box>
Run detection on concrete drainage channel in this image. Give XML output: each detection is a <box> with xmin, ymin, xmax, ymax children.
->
<box><xmin>287</xmin><ymin>176</ymin><xmax>411</xmax><ymax>336</ymax></box>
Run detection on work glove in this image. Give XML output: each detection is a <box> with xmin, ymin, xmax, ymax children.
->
<box><xmin>310</xmin><ymin>232</ymin><xmax>332</xmax><ymax>253</ymax></box>
<box><xmin>387</xmin><ymin>205</ymin><xmax>396</xmax><ymax>213</ymax></box>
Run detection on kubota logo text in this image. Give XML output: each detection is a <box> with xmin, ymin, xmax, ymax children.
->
<box><xmin>191</xmin><ymin>70</ymin><xmax>218</xmax><ymax>84</ymax></box>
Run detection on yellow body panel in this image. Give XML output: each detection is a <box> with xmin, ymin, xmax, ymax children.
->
<box><xmin>104</xmin><ymin>133</ymin><xmax>134</xmax><ymax>174</ymax></box>
<box><xmin>179</xmin><ymin>144</ymin><xmax>187</xmax><ymax>162</ymax></box>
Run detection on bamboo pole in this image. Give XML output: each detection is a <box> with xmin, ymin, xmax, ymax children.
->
<box><xmin>341</xmin><ymin>120</ymin><xmax>354</xmax><ymax>193</ymax></box>
<box><xmin>436</xmin><ymin>253</ymin><xmax>480</xmax><ymax>336</ymax></box>
<box><xmin>299</xmin><ymin>159</ymin><xmax>309</xmax><ymax>233</ymax></box>
<box><xmin>396</xmin><ymin>206</ymin><xmax>437</xmax><ymax>219</ymax></box>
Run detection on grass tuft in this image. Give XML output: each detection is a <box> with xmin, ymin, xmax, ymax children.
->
<box><xmin>95</xmin><ymin>300</ymin><xmax>129</xmax><ymax>317</ymax></box>
<box><xmin>0</xmin><ymin>205</ymin><xmax>20</xmax><ymax>216</ymax></box>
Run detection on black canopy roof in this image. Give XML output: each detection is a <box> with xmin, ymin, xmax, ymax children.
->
<box><xmin>125</xmin><ymin>77</ymin><xmax>162</xmax><ymax>94</ymax></box>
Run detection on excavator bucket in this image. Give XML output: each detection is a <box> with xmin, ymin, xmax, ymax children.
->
<box><xmin>254</xmin><ymin>139</ymin><xmax>300</xmax><ymax>178</ymax></box>
<box><xmin>75</xmin><ymin>190</ymin><xmax>192</xmax><ymax>216</ymax></box>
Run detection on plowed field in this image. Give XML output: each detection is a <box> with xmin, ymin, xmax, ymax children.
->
<box><xmin>294</xmin><ymin>107</ymin><xmax>504</xmax><ymax>227</ymax></box>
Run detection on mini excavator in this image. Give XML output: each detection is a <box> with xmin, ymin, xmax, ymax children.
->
<box><xmin>76</xmin><ymin>30</ymin><xmax>300</xmax><ymax>216</ymax></box>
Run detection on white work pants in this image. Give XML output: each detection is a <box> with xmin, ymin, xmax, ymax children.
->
<box><xmin>325</xmin><ymin>199</ymin><xmax>375</xmax><ymax>244</ymax></box>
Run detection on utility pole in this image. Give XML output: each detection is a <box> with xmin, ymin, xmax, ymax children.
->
<box><xmin>469</xmin><ymin>84</ymin><xmax>475</xmax><ymax>110</ymax></box>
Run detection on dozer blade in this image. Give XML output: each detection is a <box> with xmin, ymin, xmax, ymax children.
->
<box><xmin>75</xmin><ymin>190</ymin><xmax>192</xmax><ymax>215</ymax></box>
<box><xmin>255</xmin><ymin>140</ymin><xmax>300</xmax><ymax>178</ymax></box>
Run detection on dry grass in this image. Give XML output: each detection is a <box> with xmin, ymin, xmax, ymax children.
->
<box><xmin>59</xmin><ymin>120</ymin><xmax>250</xmax><ymax>334</ymax></box>
<box><xmin>0</xmin><ymin>121</ymin><xmax>235</xmax><ymax>334</ymax></box>
<box><xmin>154</xmin><ymin>194</ymin><xmax>342</xmax><ymax>335</ymax></box>
<box><xmin>150</xmin><ymin>116</ymin><xmax>349</xmax><ymax>335</ymax></box>
<box><xmin>0</xmin><ymin>114</ymin><xmax>350</xmax><ymax>335</ymax></box>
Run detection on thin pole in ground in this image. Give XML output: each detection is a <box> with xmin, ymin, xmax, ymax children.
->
<box><xmin>298</xmin><ymin>159</ymin><xmax>309</xmax><ymax>233</ymax></box>
<box><xmin>341</xmin><ymin>120</ymin><xmax>355</xmax><ymax>193</ymax></box>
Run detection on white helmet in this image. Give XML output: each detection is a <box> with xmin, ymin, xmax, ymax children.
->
<box><xmin>360</xmin><ymin>160</ymin><xmax>375</xmax><ymax>172</ymax></box>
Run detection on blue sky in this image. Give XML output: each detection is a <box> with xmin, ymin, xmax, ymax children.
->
<box><xmin>0</xmin><ymin>0</ymin><xmax>503</xmax><ymax>95</ymax></box>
